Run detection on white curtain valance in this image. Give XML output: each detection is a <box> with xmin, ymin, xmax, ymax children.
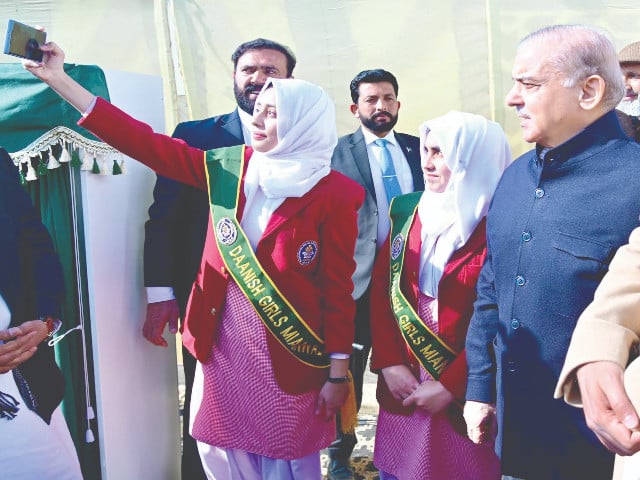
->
<box><xmin>9</xmin><ymin>126</ymin><xmax>126</xmax><ymax>182</ymax></box>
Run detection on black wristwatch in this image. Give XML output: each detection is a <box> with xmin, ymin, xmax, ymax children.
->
<box><xmin>327</xmin><ymin>375</ymin><xmax>350</xmax><ymax>384</ymax></box>
<box><xmin>39</xmin><ymin>316</ymin><xmax>61</xmax><ymax>338</ymax></box>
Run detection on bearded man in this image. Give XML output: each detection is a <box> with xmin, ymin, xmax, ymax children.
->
<box><xmin>328</xmin><ymin>69</ymin><xmax>424</xmax><ymax>480</ymax></box>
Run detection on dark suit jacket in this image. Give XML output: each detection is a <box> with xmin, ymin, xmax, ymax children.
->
<box><xmin>143</xmin><ymin>110</ymin><xmax>244</xmax><ymax>312</ymax></box>
<box><xmin>0</xmin><ymin>147</ymin><xmax>65</xmax><ymax>423</ymax></box>
<box><xmin>330</xmin><ymin>128</ymin><xmax>423</xmax><ymax>300</ymax></box>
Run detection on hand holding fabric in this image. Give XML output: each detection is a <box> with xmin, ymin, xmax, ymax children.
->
<box><xmin>402</xmin><ymin>379</ymin><xmax>454</xmax><ymax>415</ymax></box>
<box><xmin>381</xmin><ymin>364</ymin><xmax>419</xmax><ymax>402</ymax></box>
<box><xmin>143</xmin><ymin>299</ymin><xmax>180</xmax><ymax>347</ymax></box>
<box><xmin>0</xmin><ymin>320</ymin><xmax>48</xmax><ymax>373</ymax></box>
<box><xmin>464</xmin><ymin>400</ymin><xmax>496</xmax><ymax>445</ymax></box>
<box><xmin>576</xmin><ymin>360</ymin><xmax>640</xmax><ymax>455</ymax></box>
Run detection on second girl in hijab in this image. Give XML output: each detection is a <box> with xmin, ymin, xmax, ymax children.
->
<box><xmin>370</xmin><ymin>111</ymin><xmax>512</xmax><ymax>480</ymax></box>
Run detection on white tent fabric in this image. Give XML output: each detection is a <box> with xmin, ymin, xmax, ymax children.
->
<box><xmin>2</xmin><ymin>1</ymin><xmax>640</xmax><ymax>156</ymax></box>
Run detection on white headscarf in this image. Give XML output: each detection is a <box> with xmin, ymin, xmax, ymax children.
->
<box><xmin>245</xmin><ymin>78</ymin><xmax>336</xmax><ymax>200</ymax></box>
<box><xmin>417</xmin><ymin>111</ymin><xmax>512</xmax><ymax>297</ymax></box>
<box><xmin>241</xmin><ymin>78</ymin><xmax>337</xmax><ymax>248</ymax></box>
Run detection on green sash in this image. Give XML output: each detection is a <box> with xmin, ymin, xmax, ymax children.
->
<box><xmin>388</xmin><ymin>192</ymin><xmax>457</xmax><ymax>379</ymax></box>
<box><xmin>205</xmin><ymin>146</ymin><xmax>329</xmax><ymax>368</ymax></box>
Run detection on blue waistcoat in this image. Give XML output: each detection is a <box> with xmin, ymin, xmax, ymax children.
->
<box><xmin>466</xmin><ymin>110</ymin><xmax>640</xmax><ymax>479</ymax></box>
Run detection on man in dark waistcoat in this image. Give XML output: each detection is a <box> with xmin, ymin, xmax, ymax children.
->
<box><xmin>463</xmin><ymin>24</ymin><xmax>640</xmax><ymax>480</ymax></box>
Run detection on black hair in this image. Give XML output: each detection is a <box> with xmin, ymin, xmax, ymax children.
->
<box><xmin>231</xmin><ymin>38</ymin><xmax>297</xmax><ymax>77</ymax></box>
<box><xmin>350</xmin><ymin>69</ymin><xmax>399</xmax><ymax>103</ymax></box>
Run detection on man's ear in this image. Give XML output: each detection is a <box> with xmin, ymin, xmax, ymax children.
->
<box><xmin>349</xmin><ymin>103</ymin><xmax>360</xmax><ymax>118</ymax></box>
<box><xmin>579</xmin><ymin>75</ymin><xmax>605</xmax><ymax>111</ymax></box>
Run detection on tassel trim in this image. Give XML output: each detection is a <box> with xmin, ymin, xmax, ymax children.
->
<box><xmin>8</xmin><ymin>125</ymin><xmax>126</xmax><ymax>181</ymax></box>
<box><xmin>339</xmin><ymin>371</ymin><xmax>358</xmax><ymax>434</ymax></box>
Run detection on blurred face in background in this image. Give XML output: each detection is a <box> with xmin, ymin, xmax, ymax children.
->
<box><xmin>621</xmin><ymin>63</ymin><xmax>640</xmax><ymax>103</ymax></box>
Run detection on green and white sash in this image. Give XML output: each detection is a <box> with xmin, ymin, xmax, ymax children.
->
<box><xmin>205</xmin><ymin>146</ymin><xmax>329</xmax><ymax>368</ymax></box>
<box><xmin>388</xmin><ymin>192</ymin><xmax>457</xmax><ymax>379</ymax></box>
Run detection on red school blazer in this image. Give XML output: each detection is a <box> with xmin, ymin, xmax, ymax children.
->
<box><xmin>369</xmin><ymin>213</ymin><xmax>487</xmax><ymax>413</ymax></box>
<box><xmin>80</xmin><ymin>98</ymin><xmax>365</xmax><ymax>394</ymax></box>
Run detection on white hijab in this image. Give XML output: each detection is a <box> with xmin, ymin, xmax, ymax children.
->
<box><xmin>245</xmin><ymin>78</ymin><xmax>336</xmax><ymax>200</ymax></box>
<box><xmin>242</xmin><ymin>78</ymin><xmax>337</xmax><ymax>248</ymax></box>
<box><xmin>417</xmin><ymin>111</ymin><xmax>512</xmax><ymax>297</ymax></box>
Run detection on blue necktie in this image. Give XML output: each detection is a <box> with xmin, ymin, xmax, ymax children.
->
<box><xmin>374</xmin><ymin>138</ymin><xmax>402</xmax><ymax>202</ymax></box>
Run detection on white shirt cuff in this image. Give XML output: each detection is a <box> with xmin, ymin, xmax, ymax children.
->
<box><xmin>82</xmin><ymin>96</ymin><xmax>98</xmax><ymax>117</ymax></box>
<box><xmin>146</xmin><ymin>286</ymin><xmax>175</xmax><ymax>304</ymax></box>
<box><xmin>329</xmin><ymin>352</ymin><xmax>351</xmax><ymax>360</ymax></box>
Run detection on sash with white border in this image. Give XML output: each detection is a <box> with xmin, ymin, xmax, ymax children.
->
<box><xmin>388</xmin><ymin>192</ymin><xmax>457</xmax><ymax>379</ymax></box>
<box><xmin>205</xmin><ymin>145</ymin><xmax>329</xmax><ymax>368</ymax></box>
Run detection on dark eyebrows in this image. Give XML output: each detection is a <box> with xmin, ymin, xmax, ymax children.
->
<box><xmin>256</xmin><ymin>101</ymin><xmax>277</xmax><ymax>109</ymax></box>
<box><xmin>239</xmin><ymin>63</ymin><xmax>281</xmax><ymax>72</ymax></box>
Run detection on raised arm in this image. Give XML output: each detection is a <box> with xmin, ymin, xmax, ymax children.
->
<box><xmin>23</xmin><ymin>42</ymin><xmax>95</xmax><ymax>113</ymax></box>
<box><xmin>23</xmin><ymin>41</ymin><xmax>208</xmax><ymax>189</ymax></box>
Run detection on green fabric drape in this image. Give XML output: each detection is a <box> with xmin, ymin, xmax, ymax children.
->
<box><xmin>0</xmin><ymin>63</ymin><xmax>109</xmax><ymax>152</ymax></box>
<box><xmin>25</xmin><ymin>164</ymin><xmax>101</xmax><ymax>480</ymax></box>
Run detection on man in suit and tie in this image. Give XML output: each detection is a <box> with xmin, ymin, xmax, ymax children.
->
<box><xmin>142</xmin><ymin>38</ymin><xmax>296</xmax><ymax>479</ymax></box>
<box><xmin>329</xmin><ymin>69</ymin><xmax>424</xmax><ymax>480</ymax></box>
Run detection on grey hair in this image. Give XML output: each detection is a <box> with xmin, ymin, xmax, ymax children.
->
<box><xmin>519</xmin><ymin>25</ymin><xmax>625</xmax><ymax>111</ymax></box>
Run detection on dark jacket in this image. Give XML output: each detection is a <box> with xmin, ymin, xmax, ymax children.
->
<box><xmin>143</xmin><ymin>110</ymin><xmax>244</xmax><ymax>312</ymax></box>
<box><xmin>465</xmin><ymin>110</ymin><xmax>640</xmax><ymax>479</ymax></box>
<box><xmin>330</xmin><ymin>128</ymin><xmax>423</xmax><ymax>300</ymax></box>
<box><xmin>0</xmin><ymin>147</ymin><xmax>65</xmax><ymax>423</ymax></box>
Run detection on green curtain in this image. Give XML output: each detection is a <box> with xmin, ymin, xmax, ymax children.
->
<box><xmin>0</xmin><ymin>63</ymin><xmax>109</xmax><ymax>152</ymax></box>
<box><xmin>25</xmin><ymin>162</ymin><xmax>101</xmax><ymax>480</ymax></box>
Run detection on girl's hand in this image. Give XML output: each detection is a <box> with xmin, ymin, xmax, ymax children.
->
<box><xmin>381</xmin><ymin>364</ymin><xmax>419</xmax><ymax>402</ymax></box>
<box><xmin>402</xmin><ymin>380</ymin><xmax>454</xmax><ymax>415</ymax></box>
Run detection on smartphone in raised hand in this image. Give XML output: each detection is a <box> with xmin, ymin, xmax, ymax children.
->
<box><xmin>4</xmin><ymin>19</ymin><xmax>46</xmax><ymax>62</ymax></box>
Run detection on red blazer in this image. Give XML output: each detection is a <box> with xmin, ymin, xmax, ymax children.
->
<box><xmin>80</xmin><ymin>98</ymin><xmax>365</xmax><ymax>394</ymax></box>
<box><xmin>370</xmin><ymin>214</ymin><xmax>487</xmax><ymax>413</ymax></box>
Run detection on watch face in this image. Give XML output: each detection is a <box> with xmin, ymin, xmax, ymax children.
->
<box><xmin>40</xmin><ymin>316</ymin><xmax>60</xmax><ymax>337</ymax></box>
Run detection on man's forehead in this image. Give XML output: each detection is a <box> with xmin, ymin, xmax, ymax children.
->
<box><xmin>512</xmin><ymin>46</ymin><xmax>554</xmax><ymax>80</ymax></box>
<box><xmin>237</xmin><ymin>48</ymin><xmax>287</xmax><ymax>65</ymax></box>
<box><xmin>359</xmin><ymin>81</ymin><xmax>396</xmax><ymax>94</ymax></box>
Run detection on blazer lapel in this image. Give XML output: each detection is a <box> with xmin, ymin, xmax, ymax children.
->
<box><xmin>396</xmin><ymin>134</ymin><xmax>424</xmax><ymax>192</ymax></box>
<box><xmin>350</xmin><ymin>129</ymin><xmax>377</xmax><ymax>199</ymax></box>
<box><xmin>218</xmin><ymin>110</ymin><xmax>244</xmax><ymax>145</ymax></box>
